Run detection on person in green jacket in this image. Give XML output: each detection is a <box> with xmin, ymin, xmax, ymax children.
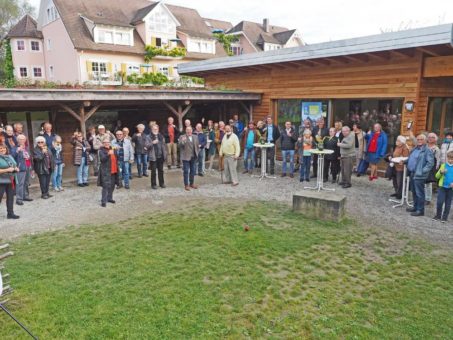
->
<box><xmin>433</xmin><ymin>150</ymin><xmax>453</xmax><ymax>223</ymax></box>
<box><xmin>0</xmin><ymin>144</ymin><xmax>20</xmax><ymax>219</ymax></box>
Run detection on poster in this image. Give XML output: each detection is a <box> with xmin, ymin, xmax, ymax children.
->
<box><xmin>301</xmin><ymin>102</ymin><xmax>325</xmax><ymax>126</ymax></box>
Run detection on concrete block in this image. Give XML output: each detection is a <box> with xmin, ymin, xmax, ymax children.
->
<box><xmin>293</xmin><ymin>191</ymin><xmax>346</xmax><ymax>222</ymax></box>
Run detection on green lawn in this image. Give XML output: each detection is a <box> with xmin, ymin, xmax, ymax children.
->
<box><xmin>1</xmin><ymin>201</ymin><xmax>452</xmax><ymax>339</ymax></box>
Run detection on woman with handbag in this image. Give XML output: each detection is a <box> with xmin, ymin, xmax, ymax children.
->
<box><xmin>71</xmin><ymin>131</ymin><xmax>91</xmax><ymax>187</ymax></box>
<box><xmin>0</xmin><ymin>143</ymin><xmax>20</xmax><ymax>219</ymax></box>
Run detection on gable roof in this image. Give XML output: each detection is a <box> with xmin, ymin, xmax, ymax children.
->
<box><xmin>274</xmin><ymin>29</ymin><xmax>297</xmax><ymax>44</ymax></box>
<box><xmin>166</xmin><ymin>4</ymin><xmax>213</xmax><ymax>40</ymax></box>
<box><xmin>7</xmin><ymin>14</ymin><xmax>43</xmax><ymax>39</ymax></box>
<box><xmin>179</xmin><ymin>23</ymin><xmax>453</xmax><ymax>75</ymax></box>
<box><xmin>227</xmin><ymin>20</ymin><xmax>292</xmax><ymax>50</ymax></box>
<box><xmin>203</xmin><ymin>17</ymin><xmax>233</xmax><ymax>33</ymax></box>
<box><xmin>131</xmin><ymin>2</ymin><xmax>159</xmax><ymax>24</ymax></box>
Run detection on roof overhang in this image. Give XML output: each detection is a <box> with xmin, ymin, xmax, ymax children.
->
<box><xmin>179</xmin><ymin>23</ymin><xmax>453</xmax><ymax>75</ymax></box>
<box><xmin>0</xmin><ymin>89</ymin><xmax>262</xmax><ymax>109</ymax></box>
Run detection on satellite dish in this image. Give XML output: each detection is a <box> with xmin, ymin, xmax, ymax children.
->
<box><xmin>0</xmin><ymin>270</ymin><xmax>3</xmax><ymax>296</ymax></box>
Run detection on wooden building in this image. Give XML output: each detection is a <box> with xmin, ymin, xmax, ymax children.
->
<box><xmin>179</xmin><ymin>23</ymin><xmax>453</xmax><ymax>147</ymax></box>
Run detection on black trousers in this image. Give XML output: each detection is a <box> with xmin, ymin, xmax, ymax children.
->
<box><xmin>312</xmin><ymin>154</ymin><xmax>319</xmax><ymax>176</ymax></box>
<box><xmin>266</xmin><ymin>146</ymin><xmax>276</xmax><ymax>174</ymax></box>
<box><xmin>392</xmin><ymin>170</ymin><xmax>404</xmax><ymax>197</ymax></box>
<box><xmin>150</xmin><ymin>158</ymin><xmax>165</xmax><ymax>187</ymax></box>
<box><xmin>0</xmin><ymin>183</ymin><xmax>14</xmax><ymax>215</ymax></box>
<box><xmin>101</xmin><ymin>176</ymin><xmax>116</xmax><ymax>204</ymax></box>
<box><xmin>38</xmin><ymin>173</ymin><xmax>51</xmax><ymax>195</ymax></box>
<box><xmin>324</xmin><ymin>159</ymin><xmax>340</xmax><ymax>181</ymax></box>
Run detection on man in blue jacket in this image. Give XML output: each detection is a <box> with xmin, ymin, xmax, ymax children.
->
<box><xmin>406</xmin><ymin>134</ymin><xmax>435</xmax><ymax>217</ymax></box>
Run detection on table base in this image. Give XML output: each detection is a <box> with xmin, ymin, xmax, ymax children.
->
<box><xmin>304</xmin><ymin>153</ymin><xmax>335</xmax><ymax>192</ymax></box>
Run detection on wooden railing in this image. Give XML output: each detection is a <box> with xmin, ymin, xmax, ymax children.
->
<box><xmin>0</xmin><ymin>243</ymin><xmax>13</xmax><ymax>304</ymax></box>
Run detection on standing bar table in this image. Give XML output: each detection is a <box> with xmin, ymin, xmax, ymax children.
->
<box><xmin>388</xmin><ymin>159</ymin><xmax>413</xmax><ymax>208</ymax></box>
<box><xmin>253</xmin><ymin>143</ymin><xmax>276</xmax><ymax>180</ymax></box>
<box><xmin>304</xmin><ymin>149</ymin><xmax>335</xmax><ymax>192</ymax></box>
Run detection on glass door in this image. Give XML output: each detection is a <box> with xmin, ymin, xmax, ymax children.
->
<box><xmin>428</xmin><ymin>98</ymin><xmax>453</xmax><ymax>138</ymax></box>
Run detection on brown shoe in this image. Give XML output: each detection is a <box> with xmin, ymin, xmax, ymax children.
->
<box><xmin>232</xmin><ymin>182</ymin><xmax>239</xmax><ymax>187</ymax></box>
<box><xmin>242</xmin><ymin>170</ymin><xmax>248</xmax><ymax>174</ymax></box>
<box><xmin>184</xmin><ymin>186</ymin><xmax>190</xmax><ymax>191</ymax></box>
<box><xmin>190</xmin><ymin>184</ymin><xmax>198</xmax><ymax>189</ymax></box>
<box><xmin>223</xmin><ymin>181</ymin><xmax>232</xmax><ymax>185</ymax></box>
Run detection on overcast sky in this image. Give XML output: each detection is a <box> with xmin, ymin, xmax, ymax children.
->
<box><xmin>29</xmin><ymin>0</ymin><xmax>453</xmax><ymax>43</ymax></box>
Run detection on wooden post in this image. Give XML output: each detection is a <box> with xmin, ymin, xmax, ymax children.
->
<box><xmin>164</xmin><ymin>102</ymin><xmax>192</xmax><ymax>132</ymax></box>
<box><xmin>80</xmin><ymin>104</ymin><xmax>86</xmax><ymax>138</ymax></box>
<box><xmin>59</xmin><ymin>102</ymin><xmax>102</xmax><ymax>138</ymax></box>
<box><xmin>25</xmin><ymin>112</ymin><xmax>34</xmax><ymax>151</ymax></box>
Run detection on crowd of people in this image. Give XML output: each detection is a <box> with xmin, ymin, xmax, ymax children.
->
<box><xmin>0</xmin><ymin>115</ymin><xmax>452</xmax><ymax>223</ymax></box>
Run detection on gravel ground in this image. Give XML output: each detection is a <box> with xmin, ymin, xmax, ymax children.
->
<box><xmin>0</xmin><ymin>163</ymin><xmax>451</xmax><ymax>246</ymax></box>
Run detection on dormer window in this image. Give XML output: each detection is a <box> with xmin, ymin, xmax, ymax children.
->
<box><xmin>94</xmin><ymin>26</ymin><xmax>133</xmax><ymax>46</ymax></box>
<box><xmin>148</xmin><ymin>5</ymin><xmax>175</xmax><ymax>34</ymax></box>
<box><xmin>98</xmin><ymin>30</ymin><xmax>113</xmax><ymax>44</ymax></box>
<box><xmin>46</xmin><ymin>4</ymin><xmax>59</xmax><ymax>24</ymax></box>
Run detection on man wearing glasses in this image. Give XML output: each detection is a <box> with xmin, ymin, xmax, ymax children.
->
<box><xmin>406</xmin><ymin>134</ymin><xmax>434</xmax><ymax>217</ymax></box>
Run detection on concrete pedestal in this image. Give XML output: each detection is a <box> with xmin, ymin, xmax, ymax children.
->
<box><xmin>293</xmin><ymin>191</ymin><xmax>346</xmax><ymax>222</ymax></box>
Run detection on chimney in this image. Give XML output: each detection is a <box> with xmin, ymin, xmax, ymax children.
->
<box><xmin>263</xmin><ymin>18</ymin><xmax>269</xmax><ymax>33</ymax></box>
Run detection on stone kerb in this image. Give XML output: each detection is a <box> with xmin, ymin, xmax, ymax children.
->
<box><xmin>293</xmin><ymin>191</ymin><xmax>346</xmax><ymax>222</ymax></box>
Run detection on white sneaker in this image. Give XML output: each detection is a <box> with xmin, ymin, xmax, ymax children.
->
<box><xmin>55</xmin><ymin>187</ymin><xmax>60</xmax><ymax>192</ymax></box>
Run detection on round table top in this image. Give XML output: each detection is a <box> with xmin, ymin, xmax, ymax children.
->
<box><xmin>310</xmin><ymin>149</ymin><xmax>334</xmax><ymax>155</ymax></box>
<box><xmin>253</xmin><ymin>143</ymin><xmax>275</xmax><ymax>148</ymax></box>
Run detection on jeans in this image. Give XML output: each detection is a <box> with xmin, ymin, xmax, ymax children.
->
<box><xmin>118</xmin><ymin>160</ymin><xmax>130</xmax><ymax>187</ymax></box>
<box><xmin>281</xmin><ymin>150</ymin><xmax>295</xmax><ymax>175</ymax></box>
<box><xmin>409</xmin><ymin>175</ymin><xmax>426</xmax><ymax>214</ymax></box>
<box><xmin>243</xmin><ymin>148</ymin><xmax>255</xmax><ymax>171</ymax></box>
<box><xmin>196</xmin><ymin>148</ymin><xmax>206</xmax><ymax>175</ymax></box>
<box><xmin>300</xmin><ymin>155</ymin><xmax>311</xmax><ymax>180</ymax></box>
<box><xmin>425</xmin><ymin>183</ymin><xmax>433</xmax><ymax>202</ymax></box>
<box><xmin>150</xmin><ymin>158</ymin><xmax>165</xmax><ymax>187</ymax></box>
<box><xmin>136</xmin><ymin>154</ymin><xmax>148</xmax><ymax>176</ymax></box>
<box><xmin>436</xmin><ymin>187</ymin><xmax>452</xmax><ymax>220</ymax></box>
<box><xmin>182</xmin><ymin>157</ymin><xmax>196</xmax><ymax>186</ymax></box>
<box><xmin>91</xmin><ymin>152</ymin><xmax>99</xmax><ymax>175</ymax></box>
<box><xmin>77</xmin><ymin>157</ymin><xmax>89</xmax><ymax>184</ymax></box>
<box><xmin>16</xmin><ymin>168</ymin><xmax>31</xmax><ymax>201</ymax></box>
<box><xmin>52</xmin><ymin>164</ymin><xmax>63</xmax><ymax>189</ymax></box>
<box><xmin>38</xmin><ymin>173</ymin><xmax>51</xmax><ymax>195</ymax></box>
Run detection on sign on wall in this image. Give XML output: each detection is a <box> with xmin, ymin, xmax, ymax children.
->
<box><xmin>301</xmin><ymin>102</ymin><xmax>326</xmax><ymax>126</ymax></box>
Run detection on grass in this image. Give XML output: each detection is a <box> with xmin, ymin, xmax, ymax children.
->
<box><xmin>0</xmin><ymin>201</ymin><xmax>452</xmax><ymax>339</ymax></box>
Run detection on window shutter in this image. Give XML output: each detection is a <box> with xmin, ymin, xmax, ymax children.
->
<box><xmin>140</xmin><ymin>66</ymin><xmax>145</xmax><ymax>74</ymax></box>
<box><xmin>86</xmin><ymin>61</ymin><xmax>93</xmax><ymax>71</ymax></box>
<box><xmin>106</xmin><ymin>62</ymin><xmax>113</xmax><ymax>73</ymax></box>
<box><xmin>152</xmin><ymin>65</ymin><xmax>157</xmax><ymax>73</ymax></box>
<box><xmin>151</xmin><ymin>36</ymin><xmax>157</xmax><ymax>47</ymax></box>
<box><xmin>121</xmin><ymin>63</ymin><xmax>127</xmax><ymax>73</ymax></box>
<box><xmin>168</xmin><ymin>66</ymin><xmax>174</xmax><ymax>76</ymax></box>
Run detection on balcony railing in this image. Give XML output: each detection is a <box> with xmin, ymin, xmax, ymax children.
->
<box><xmin>87</xmin><ymin>72</ymin><xmax>122</xmax><ymax>85</ymax></box>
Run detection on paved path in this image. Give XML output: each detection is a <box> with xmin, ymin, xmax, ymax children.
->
<box><xmin>0</xmin><ymin>167</ymin><xmax>451</xmax><ymax>246</ymax></box>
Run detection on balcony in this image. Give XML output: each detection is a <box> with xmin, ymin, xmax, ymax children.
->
<box><xmin>87</xmin><ymin>72</ymin><xmax>122</xmax><ymax>86</ymax></box>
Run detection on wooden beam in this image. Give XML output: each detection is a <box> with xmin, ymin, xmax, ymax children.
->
<box><xmin>369</xmin><ymin>51</ymin><xmax>391</xmax><ymax>60</ymax></box>
<box><xmin>344</xmin><ymin>54</ymin><xmax>369</xmax><ymax>62</ymax></box>
<box><xmin>59</xmin><ymin>103</ymin><xmax>81</xmax><ymax>122</ymax></box>
<box><xmin>84</xmin><ymin>103</ymin><xmax>103</xmax><ymax>121</ymax></box>
<box><xmin>164</xmin><ymin>102</ymin><xmax>192</xmax><ymax>131</ymax></box>
<box><xmin>417</xmin><ymin>47</ymin><xmax>441</xmax><ymax>57</ymax></box>
<box><xmin>391</xmin><ymin>49</ymin><xmax>415</xmax><ymax>58</ymax></box>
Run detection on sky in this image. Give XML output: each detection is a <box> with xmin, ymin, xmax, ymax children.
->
<box><xmin>28</xmin><ymin>0</ymin><xmax>453</xmax><ymax>43</ymax></box>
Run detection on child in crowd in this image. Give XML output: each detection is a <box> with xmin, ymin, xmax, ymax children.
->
<box><xmin>52</xmin><ymin>135</ymin><xmax>65</xmax><ymax>191</ymax></box>
<box><xmin>298</xmin><ymin>129</ymin><xmax>313</xmax><ymax>182</ymax></box>
<box><xmin>434</xmin><ymin>150</ymin><xmax>453</xmax><ymax>223</ymax></box>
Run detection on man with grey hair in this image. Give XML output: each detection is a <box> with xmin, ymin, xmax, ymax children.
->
<box><xmin>132</xmin><ymin>124</ymin><xmax>149</xmax><ymax>177</ymax></box>
<box><xmin>337</xmin><ymin>126</ymin><xmax>355</xmax><ymax>188</ymax></box>
<box><xmin>179</xmin><ymin>126</ymin><xmax>199</xmax><ymax>191</ymax></box>
<box><xmin>406</xmin><ymin>134</ymin><xmax>434</xmax><ymax>217</ymax></box>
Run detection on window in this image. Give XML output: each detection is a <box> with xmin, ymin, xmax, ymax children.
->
<box><xmin>31</xmin><ymin>41</ymin><xmax>40</xmax><ymax>51</ymax></box>
<box><xmin>156</xmin><ymin>37</ymin><xmax>162</xmax><ymax>47</ymax></box>
<box><xmin>230</xmin><ymin>45</ymin><xmax>243</xmax><ymax>56</ymax></box>
<box><xmin>49</xmin><ymin>66</ymin><xmax>54</xmax><ymax>78</ymax></box>
<box><xmin>19</xmin><ymin>67</ymin><xmax>28</xmax><ymax>78</ymax></box>
<box><xmin>47</xmin><ymin>39</ymin><xmax>51</xmax><ymax>51</ymax></box>
<box><xmin>47</xmin><ymin>6</ymin><xmax>59</xmax><ymax>23</ymax></box>
<box><xmin>277</xmin><ymin>99</ymin><xmax>330</xmax><ymax>131</ymax></box>
<box><xmin>17</xmin><ymin>40</ymin><xmax>25</xmax><ymax>51</ymax></box>
<box><xmin>114</xmin><ymin>32</ymin><xmax>130</xmax><ymax>45</ymax></box>
<box><xmin>428</xmin><ymin>98</ymin><xmax>453</xmax><ymax>138</ymax></box>
<box><xmin>127</xmin><ymin>64</ymin><xmax>140</xmax><ymax>75</ymax></box>
<box><xmin>188</xmin><ymin>39</ymin><xmax>214</xmax><ymax>53</ymax></box>
<box><xmin>158</xmin><ymin>66</ymin><xmax>169</xmax><ymax>76</ymax></box>
<box><xmin>92</xmin><ymin>62</ymin><xmax>107</xmax><ymax>74</ymax></box>
<box><xmin>148</xmin><ymin>6</ymin><xmax>175</xmax><ymax>34</ymax></box>
<box><xmin>98</xmin><ymin>30</ymin><xmax>113</xmax><ymax>44</ymax></box>
<box><xmin>33</xmin><ymin>67</ymin><xmax>43</xmax><ymax>78</ymax></box>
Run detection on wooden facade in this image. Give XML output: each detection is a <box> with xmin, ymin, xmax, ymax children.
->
<box><xmin>186</xmin><ymin>45</ymin><xmax>453</xmax><ymax>137</ymax></box>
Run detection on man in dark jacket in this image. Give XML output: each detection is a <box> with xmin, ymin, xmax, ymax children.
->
<box><xmin>193</xmin><ymin>123</ymin><xmax>207</xmax><ymax>176</ymax></box>
<box><xmin>280</xmin><ymin>121</ymin><xmax>298</xmax><ymax>177</ymax></box>
<box><xmin>97</xmin><ymin>139</ymin><xmax>119</xmax><ymax>207</ymax></box>
<box><xmin>132</xmin><ymin>124</ymin><xmax>149</xmax><ymax>177</ymax></box>
<box><xmin>179</xmin><ymin>126</ymin><xmax>199</xmax><ymax>191</ymax></box>
<box><xmin>146</xmin><ymin>124</ymin><xmax>167</xmax><ymax>189</ymax></box>
<box><xmin>323</xmin><ymin>127</ymin><xmax>340</xmax><ymax>183</ymax></box>
<box><xmin>262</xmin><ymin>116</ymin><xmax>281</xmax><ymax>175</ymax></box>
<box><xmin>406</xmin><ymin>134</ymin><xmax>435</xmax><ymax>217</ymax></box>
<box><xmin>311</xmin><ymin>118</ymin><xmax>329</xmax><ymax>178</ymax></box>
